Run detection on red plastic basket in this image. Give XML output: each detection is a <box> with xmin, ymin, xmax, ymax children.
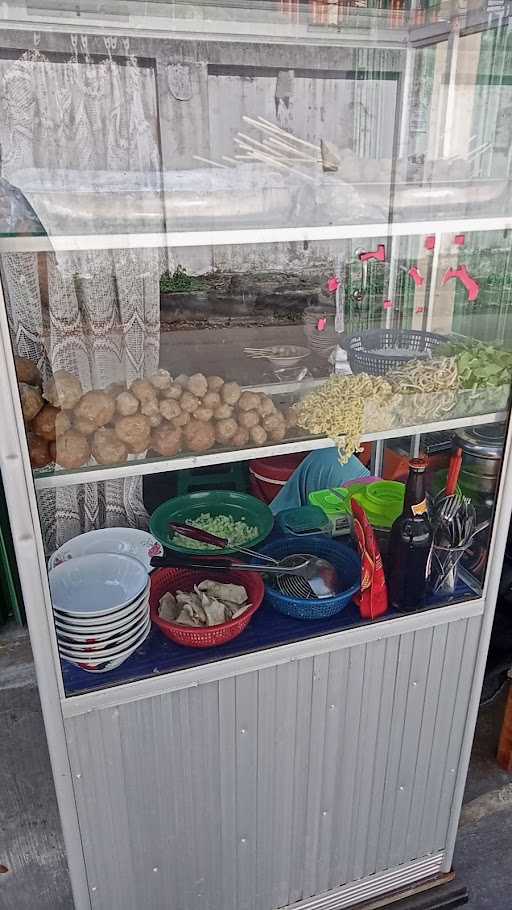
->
<box><xmin>150</xmin><ymin>568</ymin><xmax>264</xmax><ymax>648</ymax></box>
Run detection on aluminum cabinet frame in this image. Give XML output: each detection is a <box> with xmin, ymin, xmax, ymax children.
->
<box><xmin>1</xmin><ymin>17</ymin><xmax>512</xmax><ymax>910</ymax></box>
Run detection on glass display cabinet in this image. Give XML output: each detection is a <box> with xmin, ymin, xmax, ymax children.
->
<box><xmin>0</xmin><ymin>2</ymin><xmax>512</xmax><ymax>908</ymax></box>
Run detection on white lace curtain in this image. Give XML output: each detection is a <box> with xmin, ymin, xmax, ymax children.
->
<box><xmin>0</xmin><ymin>40</ymin><xmax>163</xmax><ymax>553</ymax></box>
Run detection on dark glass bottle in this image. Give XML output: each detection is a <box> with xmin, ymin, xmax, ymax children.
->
<box><xmin>388</xmin><ymin>457</ymin><xmax>432</xmax><ymax>612</ymax></box>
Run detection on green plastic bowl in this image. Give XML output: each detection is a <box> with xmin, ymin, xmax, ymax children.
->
<box><xmin>149</xmin><ymin>491</ymin><xmax>274</xmax><ymax>556</ymax></box>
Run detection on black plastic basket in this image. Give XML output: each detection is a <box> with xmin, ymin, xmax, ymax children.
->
<box><xmin>345</xmin><ymin>328</ymin><xmax>444</xmax><ymax>376</ymax></box>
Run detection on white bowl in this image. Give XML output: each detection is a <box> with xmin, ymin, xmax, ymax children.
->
<box><xmin>54</xmin><ymin>594</ymin><xmax>149</xmax><ymax>638</ymax></box>
<box><xmin>60</xmin><ymin>622</ymin><xmax>151</xmax><ymax>672</ymax></box>
<box><xmin>48</xmin><ymin>528</ymin><xmax>163</xmax><ymax>573</ymax></box>
<box><xmin>56</xmin><ymin>606</ymin><xmax>149</xmax><ymax>649</ymax></box>
<box><xmin>54</xmin><ymin>582</ymin><xmax>150</xmax><ymax>630</ymax></box>
<box><xmin>58</xmin><ymin>615</ymin><xmax>151</xmax><ymax>660</ymax></box>
<box><xmin>50</xmin><ymin>554</ymin><xmax>148</xmax><ymax>617</ymax></box>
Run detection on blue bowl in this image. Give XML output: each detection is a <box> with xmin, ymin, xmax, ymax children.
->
<box><xmin>258</xmin><ymin>536</ymin><xmax>361</xmax><ymax>621</ymax></box>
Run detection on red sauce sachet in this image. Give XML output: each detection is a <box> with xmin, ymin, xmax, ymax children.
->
<box><xmin>351</xmin><ymin>498</ymin><xmax>388</xmax><ymax>620</ymax></box>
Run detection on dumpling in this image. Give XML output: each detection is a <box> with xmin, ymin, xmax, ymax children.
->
<box><xmin>197</xmin><ymin>580</ymin><xmax>248</xmax><ymax>605</ymax></box>
<box><xmin>175</xmin><ymin>605</ymin><xmax>198</xmax><ymax>626</ymax></box>
<box><xmin>176</xmin><ymin>590</ymin><xmax>207</xmax><ymax>625</ymax></box>
<box><xmin>201</xmin><ymin>596</ymin><xmax>227</xmax><ymax>627</ymax></box>
<box><xmin>158</xmin><ymin>592</ymin><xmax>179</xmax><ymax>623</ymax></box>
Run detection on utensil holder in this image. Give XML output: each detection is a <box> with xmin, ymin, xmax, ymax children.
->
<box><xmin>428</xmin><ymin>543</ymin><xmax>467</xmax><ymax>595</ymax></box>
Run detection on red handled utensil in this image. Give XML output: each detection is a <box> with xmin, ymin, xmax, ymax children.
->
<box><xmin>168</xmin><ymin>521</ymin><xmax>285</xmax><ymax>564</ymax></box>
<box><xmin>445</xmin><ymin>448</ymin><xmax>463</xmax><ymax>497</ymax></box>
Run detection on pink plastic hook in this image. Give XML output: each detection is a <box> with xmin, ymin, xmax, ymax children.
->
<box><xmin>358</xmin><ymin>244</ymin><xmax>386</xmax><ymax>263</ymax></box>
<box><xmin>441</xmin><ymin>265</ymin><xmax>480</xmax><ymax>302</ymax></box>
<box><xmin>408</xmin><ymin>266</ymin><xmax>425</xmax><ymax>287</ymax></box>
<box><xmin>325</xmin><ymin>276</ymin><xmax>341</xmax><ymax>293</ymax></box>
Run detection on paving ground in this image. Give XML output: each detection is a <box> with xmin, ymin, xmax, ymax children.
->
<box><xmin>0</xmin><ymin>622</ymin><xmax>511</xmax><ymax>910</ymax></box>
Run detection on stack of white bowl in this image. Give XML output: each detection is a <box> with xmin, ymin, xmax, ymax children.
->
<box><xmin>49</xmin><ymin>553</ymin><xmax>151</xmax><ymax>673</ymax></box>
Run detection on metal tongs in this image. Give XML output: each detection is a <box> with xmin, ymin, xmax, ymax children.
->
<box><xmin>150</xmin><ymin>522</ymin><xmax>338</xmax><ymax>597</ymax></box>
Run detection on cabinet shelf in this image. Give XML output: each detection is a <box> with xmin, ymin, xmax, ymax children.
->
<box><xmin>33</xmin><ymin>407</ymin><xmax>506</xmax><ymax>490</ymax></box>
<box><xmin>2</xmin><ymin>213</ymin><xmax>512</xmax><ymax>255</ymax></box>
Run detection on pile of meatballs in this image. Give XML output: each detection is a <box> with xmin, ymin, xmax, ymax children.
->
<box><xmin>17</xmin><ymin>357</ymin><xmax>294</xmax><ymax>471</ymax></box>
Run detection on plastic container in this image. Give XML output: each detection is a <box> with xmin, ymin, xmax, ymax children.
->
<box><xmin>149</xmin><ymin>568</ymin><xmax>264</xmax><ymax>648</ymax></box>
<box><xmin>257</xmin><ymin>536</ymin><xmax>360</xmax><ymax>621</ymax></box>
<box><xmin>345</xmin><ymin>328</ymin><xmax>444</xmax><ymax>376</ymax></box>
<box><xmin>309</xmin><ymin>480</ymin><xmax>405</xmax><ymax>531</ymax></box>
<box><xmin>249</xmin><ymin>453</ymin><xmax>306</xmax><ymax>504</ymax></box>
<box><xmin>149</xmin><ymin>491</ymin><xmax>273</xmax><ymax>556</ymax></box>
<box><xmin>275</xmin><ymin>505</ymin><xmax>331</xmax><ymax>538</ymax></box>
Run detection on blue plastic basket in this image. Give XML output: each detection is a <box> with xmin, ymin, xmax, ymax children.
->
<box><xmin>258</xmin><ymin>536</ymin><xmax>361</xmax><ymax>621</ymax></box>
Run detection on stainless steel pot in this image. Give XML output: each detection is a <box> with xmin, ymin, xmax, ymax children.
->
<box><xmin>454</xmin><ymin>423</ymin><xmax>506</xmax><ymax>494</ymax></box>
<box><xmin>454</xmin><ymin>423</ymin><xmax>505</xmax><ymax>477</ymax></box>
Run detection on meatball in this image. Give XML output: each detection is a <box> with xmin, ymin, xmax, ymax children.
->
<box><xmin>258</xmin><ymin>395</ymin><xmax>275</xmax><ymax>418</ymax></box>
<box><xmin>162</xmin><ymin>383</ymin><xmax>183</xmax><ymax>401</ymax></box>
<box><xmin>215</xmin><ymin>418</ymin><xmax>238</xmax><ymax>444</ymax></box>
<box><xmin>174</xmin><ymin>374</ymin><xmax>188</xmax><ymax>387</ymax></box>
<box><xmin>194</xmin><ymin>407</ymin><xmax>214</xmax><ymax>422</ymax></box>
<box><xmin>130</xmin><ymin>379</ymin><xmax>158</xmax><ymax>405</ymax></box>
<box><xmin>54</xmin><ymin>431</ymin><xmax>91</xmax><ymax>469</ymax></box>
<box><xmin>73</xmin><ymin>415</ymin><xmax>97</xmax><ymax>437</ymax></box>
<box><xmin>262</xmin><ymin>414</ymin><xmax>285</xmax><ymax>434</ymax></box>
<box><xmin>20</xmin><ymin>383</ymin><xmax>44</xmax><ymax>422</ymax></box>
<box><xmin>213</xmin><ymin>404</ymin><xmax>234</xmax><ymax>421</ymax></box>
<box><xmin>15</xmin><ymin>357</ymin><xmax>41</xmax><ymax>387</ymax></box>
<box><xmin>203</xmin><ymin>391</ymin><xmax>221</xmax><ymax>410</ymax></box>
<box><xmin>186</xmin><ymin>373</ymin><xmax>208</xmax><ymax>398</ymax></box>
<box><xmin>232</xmin><ymin>427</ymin><xmax>250</xmax><ymax>447</ymax></box>
<box><xmin>74</xmin><ymin>391</ymin><xmax>116</xmax><ymax>429</ymax></box>
<box><xmin>150</xmin><ymin>425</ymin><xmax>182</xmax><ymax>457</ymax></box>
<box><xmin>55</xmin><ymin>411</ymin><xmax>72</xmax><ymax>438</ymax></box>
<box><xmin>250</xmin><ymin>425</ymin><xmax>267</xmax><ymax>446</ymax></box>
<box><xmin>149</xmin><ymin>369</ymin><xmax>172</xmax><ymax>391</ymax></box>
<box><xmin>44</xmin><ymin>370</ymin><xmax>83</xmax><ymax>410</ymax></box>
<box><xmin>32</xmin><ymin>404</ymin><xmax>61</xmax><ymax>441</ymax></box>
<box><xmin>183</xmin><ymin>420</ymin><xmax>215</xmax><ymax>453</ymax></box>
<box><xmin>159</xmin><ymin>399</ymin><xmax>182</xmax><ymax>422</ymax></box>
<box><xmin>141</xmin><ymin>398</ymin><xmax>160</xmax><ymax>418</ymax></box>
<box><xmin>207</xmin><ymin>376</ymin><xmax>224</xmax><ymax>392</ymax></box>
<box><xmin>28</xmin><ymin>433</ymin><xmax>50</xmax><ymax>469</ymax></box>
<box><xmin>172</xmin><ymin>411</ymin><xmax>190</xmax><ymax>428</ymax></box>
<box><xmin>269</xmin><ymin>424</ymin><xmax>286</xmax><ymax>442</ymax></box>
<box><xmin>114</xmin><ymin>414</ymin><xmax>151</xmax><ymax>453</ymax></box>
<box><xmin>238</xmin><ymin>410</ymin><xmax>260</xmax><ymax>430</ymax></box>
<box><xmin>92</xmin><ymin>428</ymin><xmax>127</xmax><ymax>465</ymax></box>
<box><xmin>116</xmin><ymin>391</ymin><xmax>139</xmax><ymax>417</ymax></box>
<box><xmin>222</xmin><ymin>382</ymin><xmax>242</xmax><ymax>406</ymax></box>
<box><xmin>179</xmin><ymin>391</ymin><xmax>201</xmax><ymax>414</ymax></box>
<box><xmin>238</xmin><ymin>391</ymin><xmax>260</xmax><ymax>412</ymax></box>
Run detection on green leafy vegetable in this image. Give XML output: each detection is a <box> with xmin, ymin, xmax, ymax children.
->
<box><xmin>440</xmin><ymin>340</ymin><xmax>512</xmax><ymax>390</ymax></box>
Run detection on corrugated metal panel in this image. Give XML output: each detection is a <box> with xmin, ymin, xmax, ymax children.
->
<box><xmin>65</xmin><ymin>614</ymin><xmax>482</xmax><ymax>910</ymax></box>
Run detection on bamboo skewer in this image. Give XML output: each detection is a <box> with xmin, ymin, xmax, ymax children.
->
<box><xmin>233</xmin><ymin>138</ymin><xmax>316</xmax><ymax>181</ymax></box>
<box><xmin>242</xmin><ymin>114</ymin><xmax>321</xmax><ymax>154</ymax></box>
<box><xmin>192</xmin><ymin>154</ymin><xmax>229</xmax><ymax>168</ymax></box>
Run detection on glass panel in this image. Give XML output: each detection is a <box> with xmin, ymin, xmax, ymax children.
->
<box><xmin>0</xmin><ymin>7</ymin><xmax>511</xmax><ymax>695</ymax></box>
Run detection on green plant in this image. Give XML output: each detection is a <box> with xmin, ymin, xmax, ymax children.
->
<box><xmin>160</xmin><ymin>265</ymin><xmax>204</xmax><ymax>294</ymax></box>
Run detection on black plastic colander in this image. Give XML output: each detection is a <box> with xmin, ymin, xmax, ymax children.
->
<box><xmin>345</xmin><ymin>328</ymin><xmax>444</xmax><ymax>376</ymax></box>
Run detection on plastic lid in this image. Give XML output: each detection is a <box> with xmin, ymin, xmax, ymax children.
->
<box><xmin>277</xmin><ymin>505</ymin><xmax>330</xmax><ymax>535</ymax></box>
